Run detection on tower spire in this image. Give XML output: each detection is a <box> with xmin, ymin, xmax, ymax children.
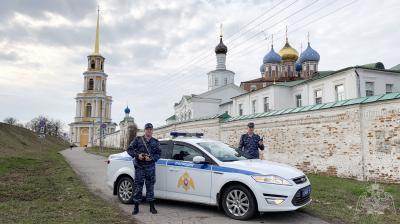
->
<box><xmin>271</xmin><ymin>34</ymin><xmax>274</xmax><ymax>47</ymax></box>
<box><xmin>219</xmin><ymin>23</ymin><xmax>223</xmax><ymax>38</ymax></box>
<box><xmin>285</xmin><ymin>25</ymin><xmax>288</xmax><ymax>43</ymax></box>
<box><xmin>94</xmin><ymin>6</ymin><xmax>100</xmax><ymax>55</ymax></box>
<box><xmin>307</xmin><ymin>31</ymin><xmax>310</xmax><ymax>44</ymax></box>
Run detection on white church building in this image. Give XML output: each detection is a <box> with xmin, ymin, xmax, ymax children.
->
<box><xmin>232</xmin><ymin>32</ymin><xmax>400</xmax><ymax>116</ymax></box>
<box><xmin>166</xmin><ymin>30</ymin><xmax>400</xmax><ymax>124</ymax></box>
<box><xmin>169</xmin><ymin>33</ymin><xmax>246</xmax><ymax>124</ymax></box>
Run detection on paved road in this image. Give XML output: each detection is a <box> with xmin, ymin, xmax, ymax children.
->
<box><xmin>60</xmin><ymin>147</ymin><xmax>329</xmax><ymax>224</ymax></box>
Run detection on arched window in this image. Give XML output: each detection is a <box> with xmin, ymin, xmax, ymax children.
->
<box><xmin>86</xmin><ymin>103</ymin><xmax>92</xmax><ymax>117</ymax></box>
<box><xmin>102</xmin><ymin>80</ymin><xmax>105</xmax><ymax>91</ymax></box>
<box><xmin>90</xmin><ymin>60</ymin><xmax>95</xmax><ymax>69</ymax></box>
<box><xmin>88</xmin><ymin>78</ymin><xmax>94</xmax><ymax>90</ymax></box>
<box><xmin>188</xmin><ymin>111</ymin><xmax>191</xmax><ymax>119</ymax></box>
<box><xmin>101</xmin><ymin>62</ymin><xmax>104</xmax><ymax>70</ymax></box>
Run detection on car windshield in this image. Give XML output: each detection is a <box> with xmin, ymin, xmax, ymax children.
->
<box><xmin>197</xmin><ymin>141</ymin><xmax>247</xmax><ymax>162</ymax></box>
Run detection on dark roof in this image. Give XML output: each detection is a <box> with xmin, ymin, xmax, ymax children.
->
<box><xmin>241</xmin><ymin>77</ymin><xmax>271</xmax><ymax>83</ymax></box>
<box><xmin>155</xmin><ymin>112</ymin><xmax>230</xmax><ymax>130</ymax></box>
<box><xmin>165</xmin><ymin>115</ymin><xmax>176</xmax><ymax>121</ymax></box>
<box><xmin>391</xmin><ymin>64</ymin><xmax>400</xmax><ymax>70</ymax></box>
<box><xmin>215</xmin><ymin>37</ymin><xmax>227</xmax><ymax>54</ymax></box>
<box><xmin>360</xmin><ymin>62</ymin><xmax>385</xmax><ymax>69</ymax></box>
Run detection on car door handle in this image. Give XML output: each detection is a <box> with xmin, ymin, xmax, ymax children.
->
<box><xmin>213</xmin><ymin>171</ymin><xmax>224</xmax><ymax>175</ymax></box>
<box><xmin>169</xmin><ymin>168</ymin><xmax>179</xmax><ymax>172</ymax></box>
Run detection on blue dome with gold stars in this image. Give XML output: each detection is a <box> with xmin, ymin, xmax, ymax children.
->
<box><xmin>263</xmin><ymin>46</ymin><xmax>282</xmax><ymax>64</ymax></box>
<box><xmin>301</xmin><ymin>42</ymin><xmax>320</xmax><ymax>62</ymax></box>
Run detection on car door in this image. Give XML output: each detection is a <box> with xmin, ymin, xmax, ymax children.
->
<box><xmin>154</xmin><ymin>140</ymin><xmax>172</xmax><ymax>198</ymax></box>
<box><xmin>166</xmin><ymin>141</ymin><xmax>212</xmax><ymax>204</ymax></box>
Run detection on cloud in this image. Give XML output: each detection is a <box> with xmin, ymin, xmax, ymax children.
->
<box><xmin>0</xmin><ymin>51</ymin><xmax>20</xmax><ymax>61</ymax></box>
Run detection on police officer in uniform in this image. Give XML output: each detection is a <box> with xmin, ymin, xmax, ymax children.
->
<box><xmin>237</xmin><ymin>122</ymin><xmax>264</xmax><ymax>159</ymax></box>
<box><xmin>127</xmin><ymin>123</ymin><xmax>161</xmax><ymax>215</ymax></box>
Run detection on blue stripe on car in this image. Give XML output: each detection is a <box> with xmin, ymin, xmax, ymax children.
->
<box><xmin>112</xmin><ymin>157</ymin><xmax>258</xmax><ymax>175</ymax></box>
<box><xmin>212</xmin><ymin>166</ymin><xmax>259</xmax><ymax>175</ymax></box>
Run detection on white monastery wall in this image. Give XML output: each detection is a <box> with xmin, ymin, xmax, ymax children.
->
<box><xmin>102</xmin><ymin>98</ymin><xmax>400</xmax><ymax>183</ymax></box>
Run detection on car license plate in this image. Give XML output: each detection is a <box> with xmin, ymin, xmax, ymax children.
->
<box><xmin>301</xmin><ymin>186</ymin><xmax>311</xmax><ymax>197</ymax></box>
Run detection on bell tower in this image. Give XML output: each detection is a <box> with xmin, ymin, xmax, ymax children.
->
<box><xmin>207</xmin><ymin>24</ymin><xmax>235</xmax><ymax>91</ymax></box>
<box><xmin>87</xmin><ymin>8</ymin><xmax>105</xmax><ymax>72</ymax></box>
<box><xmin>69</xmin><ymin>7</ymin><xmax>116</xmax><ymax>147</ymax></box>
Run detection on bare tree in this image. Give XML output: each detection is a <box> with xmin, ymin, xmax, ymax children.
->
<box><xmin>3</xmin><ymin>117</ymin><xmax>18</xmax><ymax>125</ymax></box>
<box><xmin>126</xmin><ymin>124</ymin><xmax>138</xmax><ymax>149</ymax></box>
<box><xmin>26</xmin><ymin>115</ymin><xmax>64</xmax><ymax>136</ymax></box>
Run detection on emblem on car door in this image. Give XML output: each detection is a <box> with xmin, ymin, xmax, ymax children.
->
<box><xmin>177</xmin><ymin>171</ymin><xmax>195</xmax><ymax>191</ymax></box>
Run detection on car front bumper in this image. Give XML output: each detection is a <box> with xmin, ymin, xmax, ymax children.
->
<box><xmin>253</xmin><ymin>180</ymin><xmax>312</xmax><ymax>212</ymax></box>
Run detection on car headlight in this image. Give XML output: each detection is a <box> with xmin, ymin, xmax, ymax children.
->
<box><xmin>252</xmin><ymin>175</ymin><xmax>292</xmax><ymax>186</ymax></box>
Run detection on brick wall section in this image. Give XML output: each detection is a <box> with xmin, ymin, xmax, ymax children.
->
<box><xmin>219</xmin><ymin>106</ymin><xmax>364</xmax><ymax>180</ymax></box>
<box><xmin>360</xmin><ymin>101</ymin><xmax>400</xmax><ymax>182</ymax></box>
<box><xmin>108</xmin><ymin>99</ymin><xmax>400</xmax><ymax>183</ymax></box>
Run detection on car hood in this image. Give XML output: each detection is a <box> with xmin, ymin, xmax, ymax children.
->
<box><xmin>221</xmin><ymin>159</ymin><xmax>305</xmax><ymax>179</ymax></box>
<box><xmin>109</xmin><ymin>151</ymin><xmax>130</xmax><ymax>160</ymax></box>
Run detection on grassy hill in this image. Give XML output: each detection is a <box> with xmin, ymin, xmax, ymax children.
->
<box><xmin>0</xmin><ymin>123</ymin><xmax>132</xmax><ymax>223</ymax></box>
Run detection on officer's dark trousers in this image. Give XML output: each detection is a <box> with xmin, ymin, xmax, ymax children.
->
<box><xmin>133</xmin><ymin>164</ymin><xmax>156</xmax><ymax>203</ymax></box>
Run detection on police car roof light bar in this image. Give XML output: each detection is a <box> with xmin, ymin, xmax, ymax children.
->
<box><xmin>170</xmin><ymin>132</ymin><xmax>204</xmax><ymax>138</ymax></box>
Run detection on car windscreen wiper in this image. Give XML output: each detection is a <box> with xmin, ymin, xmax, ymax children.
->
<box><xmin>235</xmin><ymin>148</ymin><xmax>252</xmax><ymax>159</ymax></box>
<box><xmin>222</xmin><ymin>159</ymin><xmax>239</xmax><ymax>162</ymax></box>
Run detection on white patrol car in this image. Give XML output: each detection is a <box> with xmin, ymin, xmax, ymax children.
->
<box><xmin>106</xmin><ymin>132</ymin><xmax>311</xmax><ymax>220</ymax></box>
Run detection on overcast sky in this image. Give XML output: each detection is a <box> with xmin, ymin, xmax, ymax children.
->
<box><xmin>0</xmin><ymin>0</ymin><xmax>399</xmax><ymax>131</ymax></box>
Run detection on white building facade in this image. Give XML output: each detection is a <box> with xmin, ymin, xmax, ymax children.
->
<box><xmin>232</xmin><ymin>64</ymin><xmax>400</xmax><ymax>116</ymax></box>
<box><xmin>171</xmin><ymin>33</ymin><xmax>246</xmax><ymax>123</ymax></box>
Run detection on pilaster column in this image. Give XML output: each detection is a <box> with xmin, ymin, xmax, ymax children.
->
<box><xmin>108</xmin><ymin>103</ymin><xmax>111</xmax><ymax>119</ymax></box>
<box><xmin>94</xmin><ymin>100</ymin><xmax>97</xmax><ymax>118</ymax></box>
<box><xmin>89</xmin><ymin>127</ymin><xmax>93</xmax><ymax>146</ymax></box>
<box><xmin>80</xmin><ymin>100</ymin><xmax>84</xmax><ymax>117</ymax></box>
<box><xmin>91</xmin><ymin>99</ymin><xmax>94</xmax><ymax>117</ymax></box>
<box><xmin>102</xmin><ymin>100</ymin><xmax>105</xmax><ymax>119</ymax></box>
<box><xmin>75</xmin><ymin>100</ymin><xmax>79</xmax><ymax>117</ymax></box>
<box><xmin>76</xmin><ymin>127</ymin><xmax>80</xmax><ymax>143</ymax></box>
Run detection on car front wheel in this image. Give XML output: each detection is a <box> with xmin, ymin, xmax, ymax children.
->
<box><xmin>117</xmin><ymin>176</ymin><xmax>134</xmax><ymax>204</ymax></box>
<box><xmin>221</xmin><ymin>184</ymin><xmax>257</xmax><ymax>220</ymax></box>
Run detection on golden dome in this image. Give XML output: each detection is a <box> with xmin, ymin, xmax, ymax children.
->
<box><xmin>279</xmin><ymin>41</ymin><xmax>299</xmax><ymax>61</ymax></box>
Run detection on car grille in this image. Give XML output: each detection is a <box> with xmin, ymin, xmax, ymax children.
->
<box><xmin>292</xmin><ymin>175</ymin><xmax>307</xmax><ymax>184</ymax></box>
<box><xmin>292</xmin><ymin>185</ymin><xmax>311</xmax><ymax>206</ymax></box>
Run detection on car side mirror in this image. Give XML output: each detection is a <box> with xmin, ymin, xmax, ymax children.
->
<box><xmin>193</xmin><ymin>156</ymin><xmax>206</xmax><ymax>164</ymax></box>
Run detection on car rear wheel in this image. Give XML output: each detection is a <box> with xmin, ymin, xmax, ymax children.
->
<box><xmin>117</xmin><ymin>176</ymin><xmax>134</xmax><ymax>204</ymax></box>
<box><xmin>221</xmin><ymin>184</ymin><xmax>257</xmax><ymax>220</ymax></box>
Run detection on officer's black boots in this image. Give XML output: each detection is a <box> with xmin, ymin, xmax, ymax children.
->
<box><xmin>132</xmin><ymin>202</ymin><xmax>157</xmax><ymax>215</ymax></box>
<box><xmin>132</xmin><ymin>203</ymin><xmax>139</xmax><ymax>215</ymax></box>
<box><xmin>149</xmin><ymin>201</ymin><xmax>157</xmax><ymax>214</ymax></box>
